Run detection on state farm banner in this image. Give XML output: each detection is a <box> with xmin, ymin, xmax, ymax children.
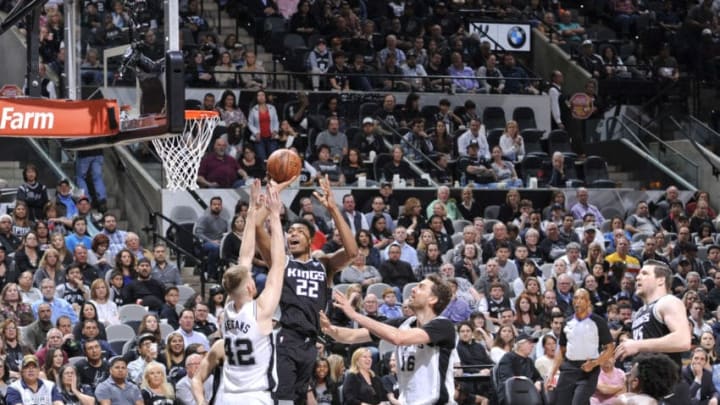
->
<box><xmin>0</xmin><ymin>98</ymin><xmax>120</xmax><ymax>137</ymax></box>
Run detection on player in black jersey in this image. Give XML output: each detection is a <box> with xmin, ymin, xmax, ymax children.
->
<box><xmin>616</xmin><ymin>260</ymin><xmax>691</xmax><ymax>362</ymax></box>
<box><xmin>616</xmin><ymin>260</ymin><xmax>692</xmax><ymax>405</ymax></box>
<box><xmin>255</xmin><ymin>175</ymin><xmax>358</xmax><ymax>404</ymax></box>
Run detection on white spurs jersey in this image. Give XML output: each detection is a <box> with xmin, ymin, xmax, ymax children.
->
<box><xmin>219</xmin><ymin>300</ymin><xmax>277</xmax><ymax>394</ymax></box>
<box><xmin>394</xmin><ymin>316</ymin><xmax>456</xmax><ymax>405</ymax></box>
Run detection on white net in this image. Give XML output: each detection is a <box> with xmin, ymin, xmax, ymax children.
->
<box><xmin>152</xmin><ymin>112</ymin><xmax>219</xmax><ymax>190</ymax></box>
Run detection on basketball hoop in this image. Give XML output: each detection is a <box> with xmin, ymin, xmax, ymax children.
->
<box><xmin>152</xmin><ymin>110</ymin><xmax>219</xmax><ymax>191</ymax></box>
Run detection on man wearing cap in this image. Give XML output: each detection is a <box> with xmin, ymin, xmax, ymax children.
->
<box><xmin>128</xmin><ymin>333</ymin><xmax>165</xmax><ymax>384</ymax></box>
<box><xmin>0</xmin><ymin>214</ymin><xmax>20</xmax><ymax>252</ymax></box>
<box><xmin>578</xmin><ymin>40</ymin><xmax>605</xmax><ymax>79</ymax></box>
<box><xmin>352</xmin><ymin>117</ymin><xmax>388</xmax><ymax>160</ymax></box>
<box><xmin>495</xmin><ymin>332</ymin><xmax>542</xmax><ymax>404</ymax></box>
<box><xmin>400</xmin><ymin>50</ymin><xmax>427</xmax><ymax>91</ymax></box>
<box><xmin>547</xmin><ymin>288</ymin><xmax>614</xmax><ymax>404</ymax></box>
<box><xmin>54</xmin><ymin>179</ymin><xmax>78</xmax><ymax>221</ymax></box>
<box><xmin>75</xmin><ymin>196</ymin><xmax>102</xmax><ymax>236</ymax></box>
<box><xmin>122</xmin><ymin>258</ymin><xmax>166</xmax><ymax>312</ymax></box>
<box><xmin>96</xmin><ymin>356</ymin><xmax>143</xmax><ymax>405</ymax></box>
<box><xmin>307</xmin><ymin>38</ymin><xmax>332</xmax><ymax>91</ymax></box>
<box><xmin>6</xmin><ymin>354</ymin><xmax>62</xmax><ymax>405</ymax></box>
<box><xmin>457</xmin><ymin>141</ymin><xmax>495</xmax><ymax>185</ymax></box>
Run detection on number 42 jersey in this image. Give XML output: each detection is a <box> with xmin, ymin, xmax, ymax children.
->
<box><xmin>220</xmin><ymin>300</ymin><xmax>277</xmax><ymax>395</ymax></box>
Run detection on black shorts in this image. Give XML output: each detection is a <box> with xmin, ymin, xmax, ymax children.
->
<box><xmin>273</xmin><ymin>328</ymin><xmax>318</xmax><ymax>401</ymax></box>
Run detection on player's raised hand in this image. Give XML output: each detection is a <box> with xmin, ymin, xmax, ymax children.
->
<box><xmin>266</xmin><ymin>182</ymin><xmax>282</xmax><ymax>215</ymax></box>
<box><xmin>332</xmin><ymin>290</ymin><xmax>358</xmax><ymax>317</ymax></box>
<box><xmin>269</xmin><ymin>174</ymin><xmax>299</xmax><ymax>193</ymax></box>
<box><xmin>313</xmin><ymin>174</ymin><xmax>336</xmax><ymax>210</ymax></box>
<box><xmin>250</xmin><ymin>178</ymin><xmax>264</xmax><ymax>209</ymax></box>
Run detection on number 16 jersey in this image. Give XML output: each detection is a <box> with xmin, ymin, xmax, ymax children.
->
<box><xmin>280</xmin><ymin>256</ymin><xmax>329</xmax><ymax>337</ymax></box>
<box><xmin>220</xmin><ymin>300</ymin><xmax>276</xmax><ymax>395</ymax></box>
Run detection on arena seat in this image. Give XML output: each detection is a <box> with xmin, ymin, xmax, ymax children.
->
<box><xmin>453</xmin><ymin>219</ymin><xmax>472</xmax><ymax>233</ymax></box>
<box><xmin>521</xmin><ymin>129</ymin><xmax>546</xmax><ymax>157</ymax></box>
<box><xmin>106</xmin><ymin>324</ymin><xmax>136</xmax><ymax>341</ymax></box>
<box><xmin>482</xmin><ymin>106</ymin><xmax>506</xmax><ymax>130</ymax></box>
<box><xmin>547</xmin><ymin>130</ymin><xmax>577</xmax><ymax>161</ymax></box>
<box><xmin>512</xmin><ymin>107</ymin><xmax>537</xmax><ymax>130</ymax></box>
<box><xmin>484</xmin><ymin>205</ymin><xmax>500</xmax><ymax>220</ymax></box>
<box><xmin>367</xmin><ymin>283</ymin><xmax>393</xmax><ymax>299</ymax></box>
<box><xmin>584</xmin><ymin>156</ymin><xmax>617</xmax><ymax>188</ymax></box>
<box><xmin>487</xmin><ymin>128</ymin><xmax>503</xmax><ymax>149</ymax></box>
<box><xmin>333</xmin><ymin>283</ymin><xmax>351</xmax><ymax>296</ymax></box>
<box><xmin>118</xmin><ymin>304</ymin><xmax>149</xmax><ymax>323</ymax></box>
<box><xmin>504</xmin><ymin>376</ymin><xmax>543</xmax><ymax>405</ymax></box>
<box><xmin>403</xmin><ymin>282</ymin><xmax>418</xmax><ymax>301</ymax></box>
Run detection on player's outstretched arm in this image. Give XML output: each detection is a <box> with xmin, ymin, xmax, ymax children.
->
<box><xmin>319</xmin><ymin>310</ymin><xmax>371</xmax><ymax>344</ymax></box>
<box><xmin>257</xmin><ymin>183</ymin><xmax>286</xmax><ymax>327</ymax></box>
<box><xmin>314</xmin><ymin>175</ymin><xmax>358</xmax><ymax>277</ymax></box>
<box><xmin>192</xmin><ymin>339</ymin><xmax>224</xmax><ymax>405</ymax></box>
<box><xmin>255</xmin><ymin>176</ymin><xmax>298</xmax><ymax>267</ymax></box>
<box><xmin>331</xmin><ymin>290</ymin><xmax>431</xmax><ymax>346</ymax></box>
<box><xmin>238</xmin><ymin>179</ymin><xmax>263</xmax><ymax>270</ymax></box>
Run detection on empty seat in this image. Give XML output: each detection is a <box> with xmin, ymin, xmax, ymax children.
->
<box><xmin>484</xmin><ymin>205</ymin><xmax>500</xmax><ymax>220</ymax></box>
<box><xmin>453</xmin><ymin>219</ymin><xmax>472</xmax><ymax>233</ymax></box>
<box><xmin>483</xmin><ymin>106</ymin><xmax>506</xmax><ymax>130</ymax></box>
<box><xmin>421</xmin><ymin>105</ymin><xmax>440</xmax><ymax>122</ymax></box>
<box><xmin>521</xmin><ymin>129</ymin><xmax>546</xmax><ymax>157</ymax></box>
<box><xmin>177</xmin><ymin>285</ymin><xmax>196</xmax><ymax>304</ymax></box>
<box><xmin>106</xmin><ymin>324</ymin><xmax>136</xmax><ymax>341</ymax></box>
<box><xmin>504</xmin><ymin>376</ymin><xmax>543</xmax><ymax>405</ymax></box>
<box><xmin>358</xmin><ymin>102</ymin><xmax>379</xmax><ymax>124</ymax></box>
<box><xmin>185</xmin><ymin>99</ymin><xmax>202</xmax><ymax>110</ymax></box>
<box><xmin>367</xmin><ymin>282</ymin><xmax>393</xmax><ymax>298</ymax></box>
<box><xmin>333</xmin><ymin>283</ymin><xmax>352</xmax><ymax>296</ymax></box>
<box><xmin>109</xmin><ymin>340</ymin><xmax>126</xmax><ymax>355</ymax></box>
<box><xmin>160</xmin><ymin>322</ymin><xmax>175</xmax><ymax>339</ymax></box>
<box><xmin>547</xmin><ymin>129</ymin><xmax>577</xmax><ymax>160</ymax></box>
<box><xmin>520</xmin><ymin>155</ymin><xmax>546</xmax><ymax>186</ymax></box>
<box><xmin>403</xmin><ymin>282</ymin><xmax>418</xmax><ymax>301</ymax></box>
<box><xmin>563</xmin><ymin>157</ymin><xmax>584</xmax><ymax>187</ymax></box>
<box><xmin>583</xmin><ymin>155</ymin><xmax>616</xmax><ymax>188</ymax></box>
<box><xmin>372</xmin><ymin>153</ymin><xmax>393</xmax><ymax>181</ymax></box>
<box><xmin>512</xmin><ymin>107</ymin><xmax>537</xmax><ymax>130</ymax></box>
<box><xmin>487</xmin><ymin>128</ymin><xmax>504</xmax><ymax>149</ymax></box>
<box><xmin>169</xmin><ymin>205</ymin><xmax>198</xmax><ymax>223</ymax></box>
<box><xmin>118</xmin><ymin>304</ymin><xmax>149</xmax><ymax>323</ymax></box>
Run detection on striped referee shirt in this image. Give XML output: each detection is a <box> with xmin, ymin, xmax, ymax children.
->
<box><xmin>560</xmin><ymin>313</ymin><xmax>612</xmax><ymax>361</ymax></box>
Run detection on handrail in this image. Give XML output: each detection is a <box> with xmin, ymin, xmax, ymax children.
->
<box><xmin>373</xmin><ymin>115</ymin><xmax>441</xmax><ymax>187</ymax></box>
<box><xmin>668</xmin><ymin>116</ymin><xmax>720</xmax><ymax>179</ymax></box>
<box><xmin>618</xmin><ymin>138</ymin><xmax>697</xmax><ymax>192</ymax></box>
<box><xmin>25</xmin><ymin>138</ymin><xmax>77</xmax><ymax>188</ymax></box>
<box><xmin>604</xmin><ymin>116</ymin><xmax>651</xmax><ymax>155</ymax></box>
<box><xmin>687</xmin><ymin>115</ymin><xmax>720</xmax><ymax>143</ymax></box>
<box><xmin>621</xmin><ymin>115</ymin><xmax>698</xmax><ymax>168</ymax></box>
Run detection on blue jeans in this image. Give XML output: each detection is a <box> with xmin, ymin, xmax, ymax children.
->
<box><xmin>254</xmin><ymin>138</ymin><xmax>278</xmax><ymax>162</ymax></box>
<box><xmin>252</xmin><ymin>265</ymin><xmax>267</xmax><ymax>295</ymax></box>
<box><xmin>76</xmin><ymin>155</ymin><xmax>107</xmax><ymax>201</ymax></box>
<box><xmin>202</xmin><ymin>241</ymin><xmax>220</xmax><ymax>280</ymax></box>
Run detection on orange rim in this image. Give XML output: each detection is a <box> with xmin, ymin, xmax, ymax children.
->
<box><xmin>185</xmin><ymin>110</ymin><xmax>219</xmax><ymax>120</ymax></box>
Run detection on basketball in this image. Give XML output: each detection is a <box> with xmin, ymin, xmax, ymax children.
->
<box><xmin>267</xmin><ymin>149</ymin><xmax>302</xmax><ymax>183</ymax></box>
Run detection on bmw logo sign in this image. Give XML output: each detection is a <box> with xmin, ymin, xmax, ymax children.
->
<box><xmin>507</xmin><ymin>26</ymin><xmax>527</xmax><ymax>49</ymax></box>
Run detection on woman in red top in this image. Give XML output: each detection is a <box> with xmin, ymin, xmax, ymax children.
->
<box><xmin>247</xmin><ymin>90</ymin><xmax>280</xmax><ymax>161</ymax></box>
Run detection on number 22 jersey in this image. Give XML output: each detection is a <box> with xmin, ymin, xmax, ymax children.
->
<box><xmin>219</xmin><ymin>300</ymin><xmax>277</xmax><ymax>395</ymax></box>
<box><xmin>280</xmin><ymin>255</ymin><xmax>329</xmax><ymax>337</ymax></box>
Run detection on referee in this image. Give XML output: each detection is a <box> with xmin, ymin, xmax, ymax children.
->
<box><xmin>547</xmin><ymin>288</ymin><xmax>615</xmax><ymax>405</ymax></box>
